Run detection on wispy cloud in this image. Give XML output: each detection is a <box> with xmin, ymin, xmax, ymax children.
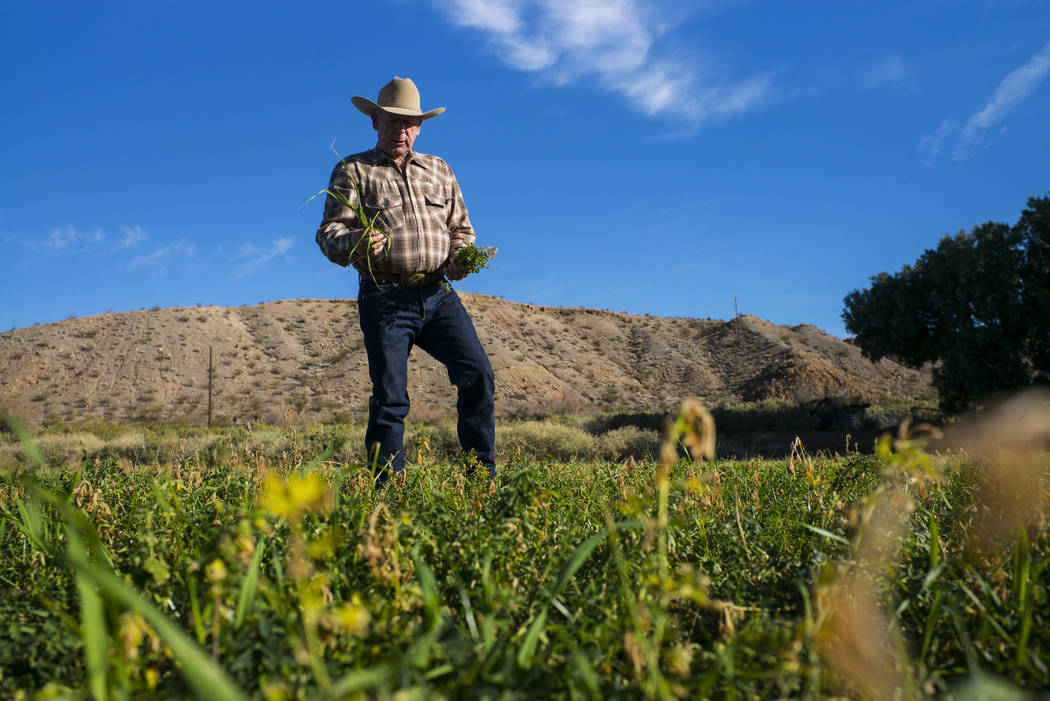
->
<box><xmin>437</xmin><ymin>0</ymin><xmax>770</xmax><ymax>127</ymax></box>
<box><xmin>858</xmin><ymin>55</ymin><xmax>916</xmax><ymax>92</ymax></box>
<box><xmin>45</xmin><ymin>226</ymin><xmax>105</xmax><ymax>251</ymax></box>
<box><xmin>128</xmin><ymin>238</ymin><xmax>198</xmax><ymax>271</ymax></box>
<box><xmin>116</xmin><ymin>225</ymin><xmax>149</xmax><ymax>249</ymax></box>
<box><xmin>921</xmin><ymin>40</ymin><xmax>1050</xmax><ymax>160</ymax></box>
<box><xmin>11</xmin><ymin>224</ymin><xmax>150</xmax><ymax>256</ymax></box>
<box><xmin>236</xmin><ymin>237</ymin><xmax>294</xmax><ymax>277</ymax></box>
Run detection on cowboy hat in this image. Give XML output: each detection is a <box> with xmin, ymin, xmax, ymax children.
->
<box><xmin>351</xmin><ymin>77</ymin><xmax>445</xmax><ymax>120</ymax></box>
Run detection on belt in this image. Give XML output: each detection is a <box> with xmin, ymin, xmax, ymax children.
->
<box><xmin>365</xmin><ymin>270</ymin><xmax>445</xmax><ymax>288</ymax></box>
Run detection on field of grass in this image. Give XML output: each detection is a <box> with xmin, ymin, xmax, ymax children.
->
<box><xmin>1</xmin><ymin>404</ymin><xmax>1047</xmax><ymax>699</ymax></box>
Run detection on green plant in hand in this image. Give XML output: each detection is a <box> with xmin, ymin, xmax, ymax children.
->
<box><xmin>455</xmin><ymin>244</ymin><xmax>497</xmax><ymax>275</ymax></box>
<box><xmin>304</xmin><ymin>144</ymin><xmax>391</xmax><ymax>281</ymax></box>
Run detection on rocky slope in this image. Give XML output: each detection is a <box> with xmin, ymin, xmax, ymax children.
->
<box><xmin>0</xmin><ymin>296</ymin><xmax>933</xmax><ymax>426</ymax></box>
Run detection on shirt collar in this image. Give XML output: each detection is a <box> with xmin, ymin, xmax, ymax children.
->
<box><xmin>369</xmin><ymin>145</ymin><xmax>429</xmax><ymax>170</ymax></box>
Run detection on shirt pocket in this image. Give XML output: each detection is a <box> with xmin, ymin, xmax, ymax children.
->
<box><xmin>363</xmin><ymin>187</ymin><xmax>405</xmax><ymax>234</ymax></box>
<box><xmin>422</xmin><ymin>188</ymin><xmax>451</xmax><ymax>231</ymax></box>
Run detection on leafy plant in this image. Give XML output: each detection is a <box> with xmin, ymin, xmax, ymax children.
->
<box><xmin>454</xmin><ymin>244</ymin><xmax>497</xmax><ymax>275</ymax></box>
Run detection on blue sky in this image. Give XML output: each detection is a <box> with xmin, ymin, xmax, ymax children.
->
<box><xmin>2</xmin><ymin>0</ymin><xmax>1048</xmax><ymax>338</ymax></box>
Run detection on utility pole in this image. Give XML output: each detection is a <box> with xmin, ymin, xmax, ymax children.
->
<box><xmin>207</xmin><ymin>346</ymin><xmax>213</xmax><ymax>427</ymax></box>
<box><xmin>734</xmin><ymin>296</ymin><xmax>739</xmax><ymax>318</ymax></box>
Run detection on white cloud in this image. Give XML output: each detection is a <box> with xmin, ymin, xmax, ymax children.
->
<box><xmin>46</xmin><ymin>226</ymin><xmax>104</xmax><ymax>251</ymax></box>
<box><xmin>921</xmin><ymin>40</ymin><xmax>1050</xmax><ymax>161</ymax></box>
<box><xmin>128</xmin><ymin>238</ymin><xmax>198</xmax><ymax>270</ymax></box>
<box><xmin>436</xmin><ymin>0</ymin><xmax>769</xmax><ymax>127</ymax></box>
<box><xmin>236</xmin><ymin>236</ymin><xmax>294</xmax><ymax>277</ymax></box>
<box><xmin>116</xmin><ymin>225</ymin><xmax>149</xmax><ymax>249</ymax></box>
<box><xmin>859</xmin><ymin>55</ymin><xmax>915</xmax><ymax>92</ymax></box>
<box><xmin>446</xmin><ymin>0</ymin><xmax>522</xmax><ymax>34</ymax></box>
<box><xmin>12</xmin><ymin>224</ymin><xmax>149</xmax><ymax>255</ymax></box>
<box><xmin>956</xmin><ymin>40</ymin><xmax>1050</xmax><ymax>156</ymax></box>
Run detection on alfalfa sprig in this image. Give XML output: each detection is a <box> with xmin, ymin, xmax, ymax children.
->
<box><xmin>455</xmin><ymin>244</ymin><xmax>497</xmax><ymax>275</ymax></box>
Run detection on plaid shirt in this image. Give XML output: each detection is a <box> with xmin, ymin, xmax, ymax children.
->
<box><xmin>315</xmin><ymin>146</ymin><xmax>475</xmax><ymax>275</ymax></box>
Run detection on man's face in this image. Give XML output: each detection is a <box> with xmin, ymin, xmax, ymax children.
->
<box><xmin>373</xmin><ymin>112</ymin><xmax>422</xmax><ymax>161</ymax></box>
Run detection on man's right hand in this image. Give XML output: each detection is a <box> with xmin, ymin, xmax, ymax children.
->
<box><xmin>351</xmin><ymin>228</ymin><xmax>387</xmax><ymax>258</ymax></box>
<box><xmin>366</xmin><ymin>229</ymin><xmax>386</xmax><ymax>257</ymax></box>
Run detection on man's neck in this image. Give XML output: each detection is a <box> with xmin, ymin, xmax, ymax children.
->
<box><xmin>378</xmin><ymin>145</ymin><xmax>410</xmax><ymax>170</ymax></box>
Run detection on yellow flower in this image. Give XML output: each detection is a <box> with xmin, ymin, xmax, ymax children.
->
<box><xmin>260</xmin><ymin>473</ymin><xmax>293</xmax><ymax>519</ymax></box>
<box><xmin>307</xmin><ymin>530</ymin><xmax>340</xmax><ymax>559</ymax></box>
<box><xmin>665</xmin><ymin>644</ymin><xmax>694</xmax><ymax>678</ymax></box>
<box><xmin>259</xmin><ymin>471</ymin><xmax>331</xmax><ymax>522</ymax></box>
<box><xmin>287</xmin><ymin>473</ymin><xmax>325</xmax><ymax>509</ymax></box>
<box><xmin>120</xmin><ymin>611</ymin><xmax>148</xmax><ymax>661</ymax></box>
<box><xmin>334</xmin><ymin>594</ymin><xmax>371</xmax><ymax>637</ymax></box>
<box><xmin>206</xmin><ymin>558</ymin><xmax>227</xmax><ymax>583</ymax></box>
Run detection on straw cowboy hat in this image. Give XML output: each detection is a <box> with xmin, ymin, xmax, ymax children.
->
<box><xmin>351</xmin><ymin>77</ymin><xmax>445</xmax><ymax>120</ymax></box>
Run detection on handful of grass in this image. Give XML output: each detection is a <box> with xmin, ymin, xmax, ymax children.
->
<box><xmin>455</xmin><ymin>244</ymin><xmax>497</xmax><ymax>275</ymax></box>
<box><xmin>305</xmin><ymin>144</ymin><xmax>390</xmax><ymax>279</ymax></box>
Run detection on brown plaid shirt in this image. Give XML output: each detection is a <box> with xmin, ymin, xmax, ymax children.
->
<box><xmin>315</xmin><ymin>146</ymin><xmax>475</xmax><ymax>275</ymax></box>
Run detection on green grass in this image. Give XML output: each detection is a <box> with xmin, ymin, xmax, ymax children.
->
<box><xmin>0</xmin><ymin>418</ymin><xmax>1046</xmax><ymax>699</ymax></box>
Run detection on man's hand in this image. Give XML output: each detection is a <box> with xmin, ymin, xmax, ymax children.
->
<box><xmin>447</xmin><ymin>245</ymin><xmax>497</xmax><ymax>281</ymax></box>
<box><xmin>365</xmin><ymin>229</ymin><xmax>386</xmax><ymax>257</ymax></box>
<box><xmin>350</xmin><ymin>228</ymin><xmax>387</xmax><ymax>259</ymax></box>
<box><xmin>444</xmin><ymin>260</ymin><xmax>469</xmax><ymax>281</ymax></box>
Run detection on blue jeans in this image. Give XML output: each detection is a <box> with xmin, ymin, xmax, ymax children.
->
<box><xmin>357</xmin><ymin>277</ymin><xmax>495</xmax><ymax>483</ymax></box>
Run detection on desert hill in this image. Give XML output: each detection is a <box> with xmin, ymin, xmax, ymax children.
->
<box><xmin>0</xmin><ymin>295</ymin><xmax>933</xmax><ymax>427</ymax></box>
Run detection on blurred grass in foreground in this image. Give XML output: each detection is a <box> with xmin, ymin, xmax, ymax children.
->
<box><xmin>0</xmin><ymin>395</ymin><xmax>1046</xmax><ymax>699</ymax></box>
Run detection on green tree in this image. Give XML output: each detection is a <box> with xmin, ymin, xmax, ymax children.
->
<box><xmin>843</xmin><ymin>194</ymin><xmax>1050</xmax><ymax>411</ymax></box>
<box><xmin>1017</xmin><ymin>194</ymin><xmax>1050</xmax><ymax>373</ymax></box>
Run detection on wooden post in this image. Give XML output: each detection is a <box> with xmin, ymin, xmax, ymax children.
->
<box><xmin>207</xmin><ymin>346</ymin><xmax>213</xmax><ymax>427</ymax></box>
<box><xmin>734</xmin><ymin>296</ymin><xmax>739</xmax><ymax>318</ymax></box>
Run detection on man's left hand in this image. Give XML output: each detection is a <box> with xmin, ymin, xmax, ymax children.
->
<box><xmin>445</xmin><ymin>260</ymin><xmax>469</xmax><ymax>281</ymax></box>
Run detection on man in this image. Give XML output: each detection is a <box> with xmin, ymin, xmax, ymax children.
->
<box><xmin>316</xmin><ymin>76</ymin><xmax>495</xmax><ymax>485</ymax></box>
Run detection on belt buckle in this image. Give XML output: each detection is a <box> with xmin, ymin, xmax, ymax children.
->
<box><xmin>400</xmin><ymin>272</ymin><xmax>427</xmax><ymax>288</ymax></box>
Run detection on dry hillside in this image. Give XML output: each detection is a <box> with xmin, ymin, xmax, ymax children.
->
<box><xmin>0</xmin><ymin>295</ymin><xmax>933</xmax><ymax>427</ymax></box>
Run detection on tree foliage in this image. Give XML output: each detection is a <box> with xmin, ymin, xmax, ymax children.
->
<box><xmin>843</xmin><ymin>194</ymin><xmax>1050</xmax><ymax>410</ymax></box>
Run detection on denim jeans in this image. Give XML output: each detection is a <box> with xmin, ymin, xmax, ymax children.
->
<box><xmin>357</xmin><ymin>277</ymin><xmax>495</xmax><ymax>483</ymax></box>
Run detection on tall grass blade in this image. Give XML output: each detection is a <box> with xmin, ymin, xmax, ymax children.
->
<box><xmin>69</xmin><ymin>527</ymin><xmax>110</xmax><ymax>701</ymax></box>
<box><xmin>12</xmin><ymin>493</ymin><xmax>46</xmax><ymax>552</ymax></box>
<box><xmin>802</xmin><ymin>523</ymin><xmax>850</xmax><ymax>546</ymax></box>
<box><xmin>25</xmin><ymin>479</ymin><xmax>246</xmax><ymax>701</ymax></box>
<box><xmin>518</xmin><ymin>529</ymin><xmax>608</xmax><ymax>669</ymax></box>
<box><xmin>921</xmin><ymin>589</ymin><xmax>944</xmax><ymax>660</ymax></box>
<box><xmin>405</xmin><ymin>548</ymin><xmax>443</xmax><ymax>671</ymax></box>
<box><xmin>325</xmin><ymin>665</ymin><xmax>392</xmax><ymax>698</ymax></box>
<box><xmin>234</xmin><ymin>538</ymin><xmax>265</xmax><ymax>630</ymax></box>
<box><xmin>1012</xmin><ymin>526</ymin><xmax>1035</xmax><ymax>674</ymax></box>
<box><xmin>458</xmin><ymin>583</ymin><xmax>479</xmax><ymax>642</ymax></box>
<box><xmin>7</xmin><ymin>418</ymin><xmax>48</xmax><ymax>471</ymax></box>
<box><xmin>65</xmin><ymin>547</ymin><xmax>247</xmax><ymax>701</ymax></box>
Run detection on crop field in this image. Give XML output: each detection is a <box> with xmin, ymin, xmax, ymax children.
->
<box><xmin>1</xmin><ymin>401</ymin><xmax>1048</xmax><ymax>700</ymax></box>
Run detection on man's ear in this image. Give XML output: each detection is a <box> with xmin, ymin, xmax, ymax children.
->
<box><xmin>371</xmin><ymin>114</ymin><xmax>379</xmax><ymax>131</ymax></box>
